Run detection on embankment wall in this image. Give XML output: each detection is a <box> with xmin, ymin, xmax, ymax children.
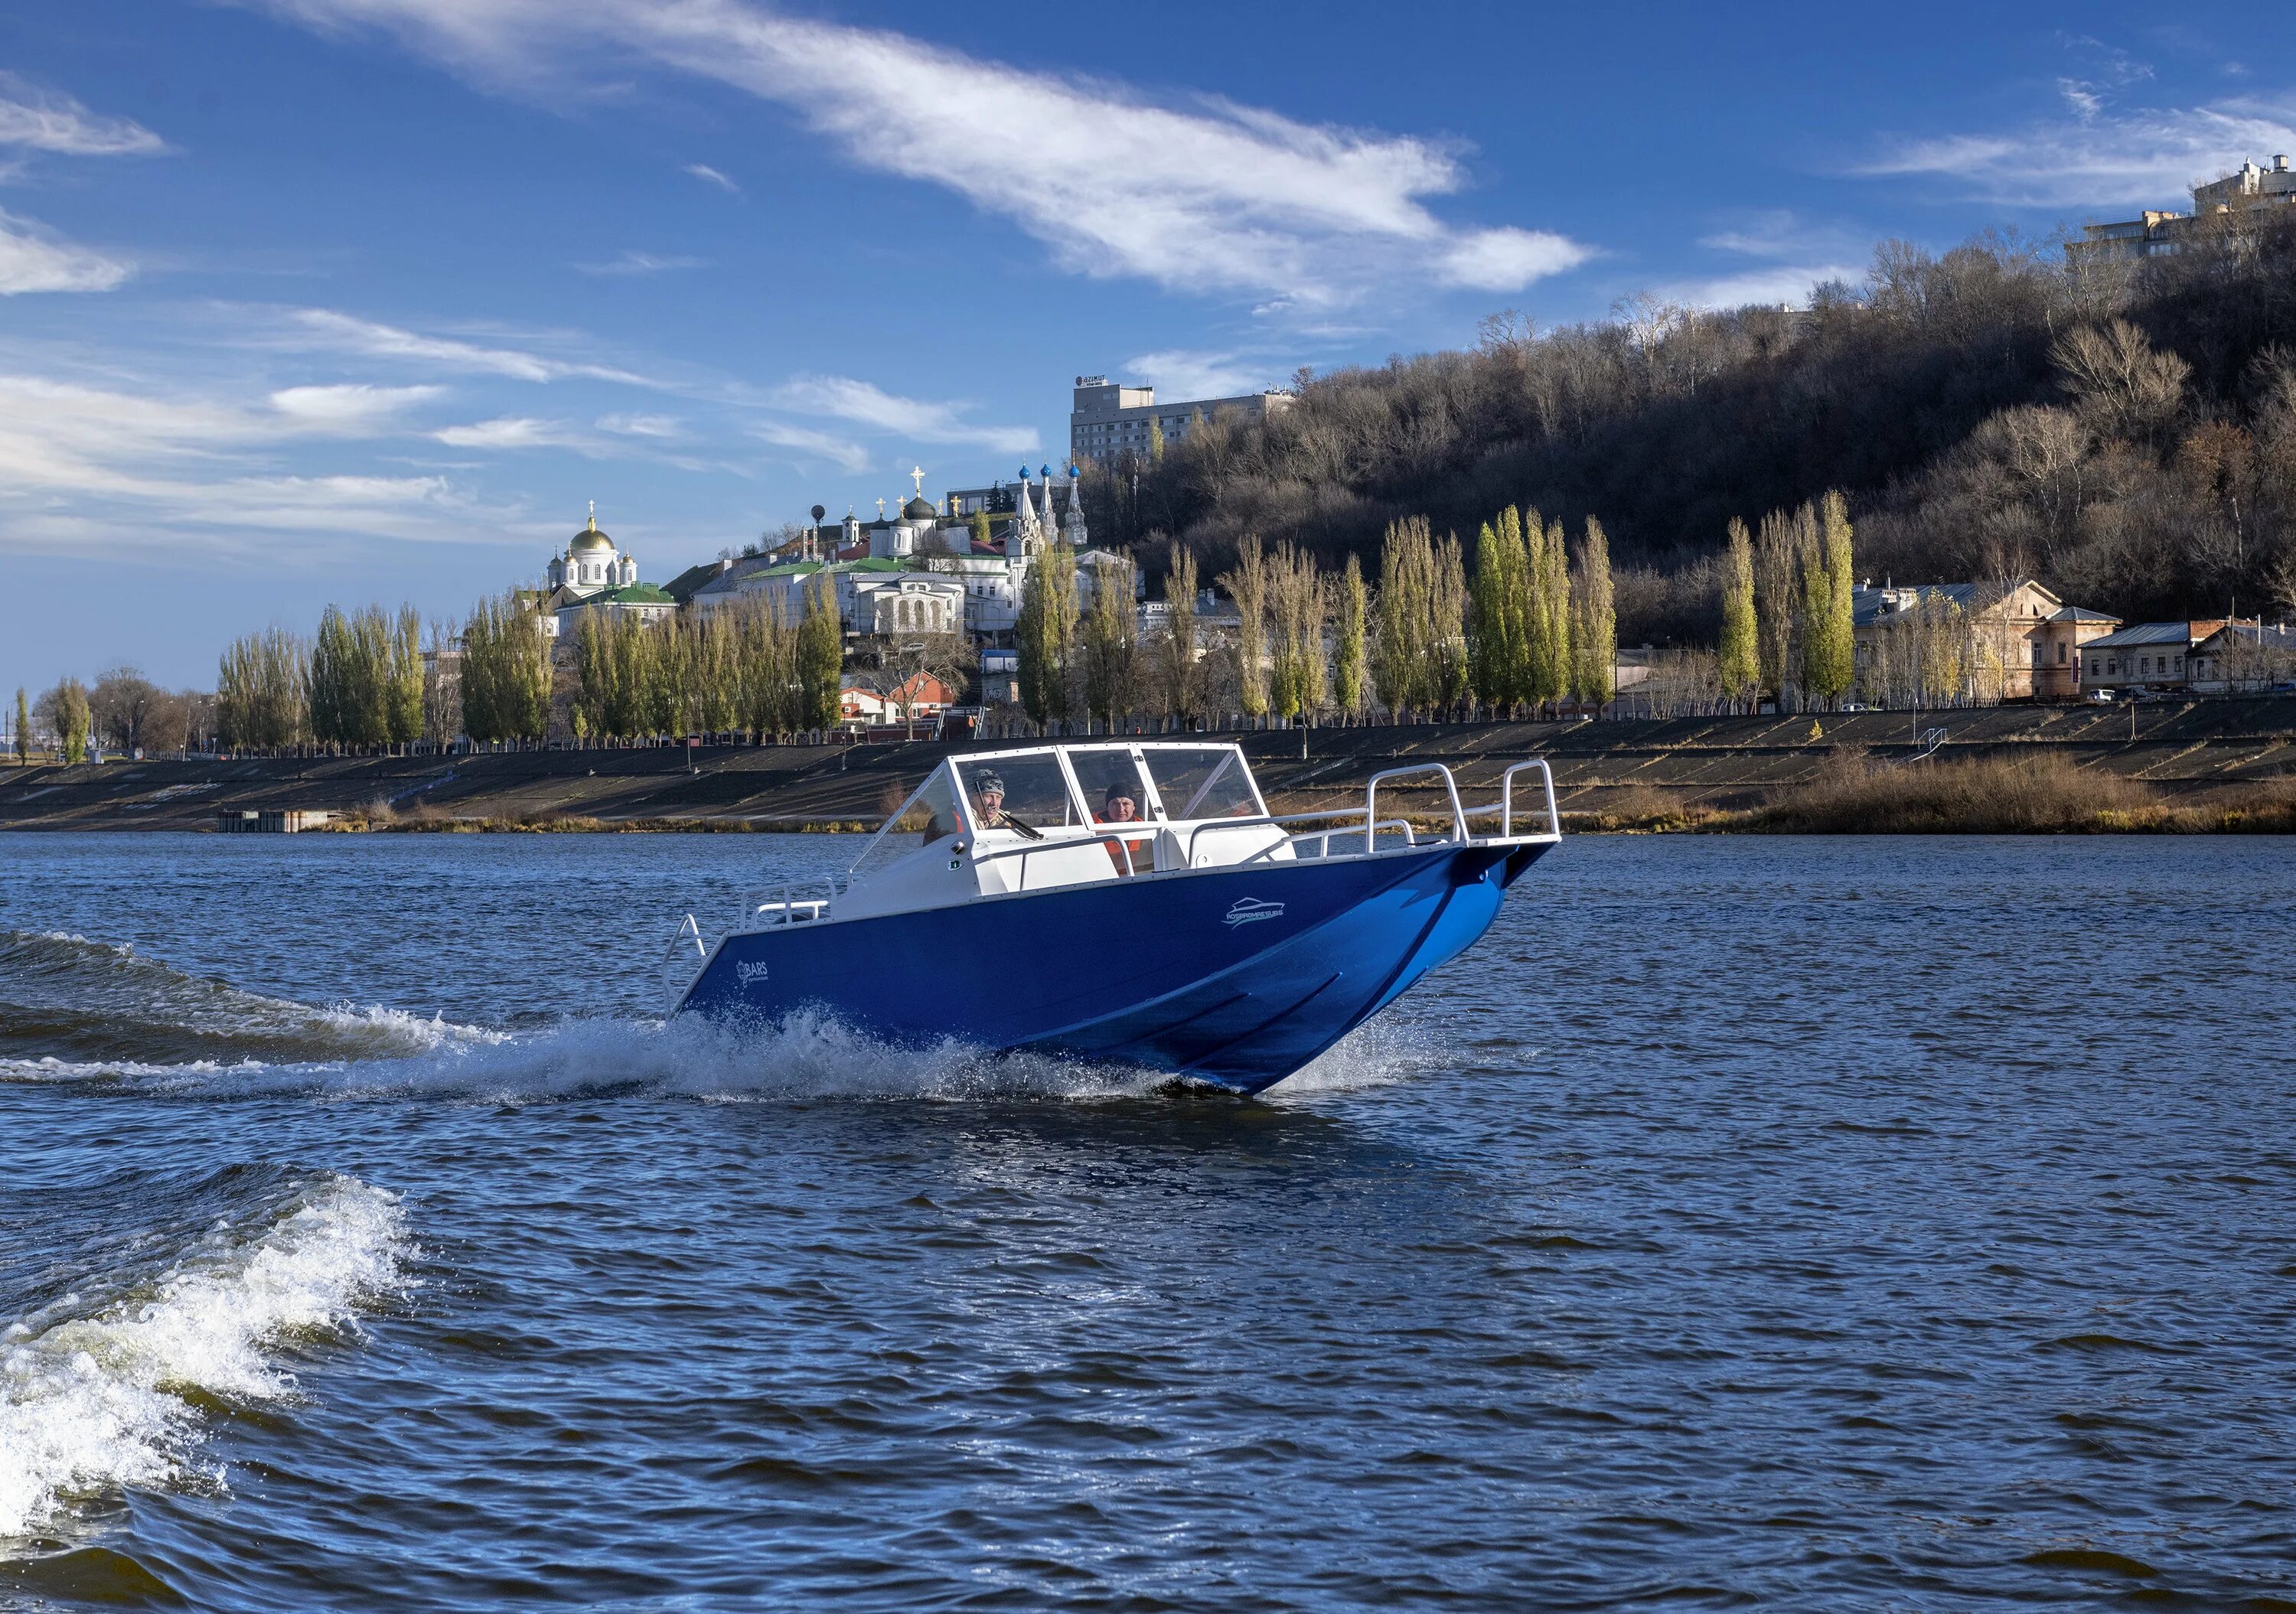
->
<box><xmin>3</xmin><ymin>696</ymin><xmax>2292</xmax><ymax>830</ymax></box>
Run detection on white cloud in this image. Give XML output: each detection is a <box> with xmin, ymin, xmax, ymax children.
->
<box><xmin>283</xmin><ymin>308</ymin><xmax>658</xmax><ymax>385</ymax></box>
<box><xmin>0</xmin><ymin>73</ymin><xmax>165</xmax><ymax>156</ymax></box>
<box><xmin>432</xmin><ymin>415</ymin><xmax>580</xmax><ymax>448</ymax></box>
<box><xmin>1438</xmin><ymin>227</ymin><xmax>1593</xmax><ymax>292</ymax></box>
<box><xmin>0</xmin><ymin>371</ymin><xmax>516</xmax><ymax>555</ymax></box>
<box><xmin>574</xmin><ymin>249</ymin><xmax>706</xmax><ymax>276</ymax></box>
<box><xmin>750</xmin><ymin>421</ymin><xmax>872</xmax><ymax>474</ymax></box>
<box><xmin>774</xmin><ymin>373</ymin><xmax>1038</xmax><ymax>455</ymax></box>
<box><xmin>1863</xmin><ymin>93</ymin><xmax>2296</xmax><ymax>209</ymax></box>
<box><xmin>0</xmin><ymin>210</ymin><xmax>130</xmax><ymax>294</ymax></box>
<box><xmin>1662</xmin><ymin>263</ymin><xmax>1868</xmax><ymax>311</ymax></box>
<box><xmin>269</xmin><ymin>382</ymin><xmax>445</xmax><ymax>428</ymax></box>
<box><xmin>1124</xmin><ymin>350</ymin><xmax>1270</xmax><ymax>401</ymax></box>
<box><xmin>596</xmin><ymin>411</ymin><xmax>680</xmax><ymax>437</ymax></box>
<box><xmin>683</xmin><ymin>161</ymin><xmax>739</xmax><ymax>193</ymax></box>
<box><xmin>252</xmin><ymin>0</ymin><xmax>1591</xmax><ymax>305</ymax></box>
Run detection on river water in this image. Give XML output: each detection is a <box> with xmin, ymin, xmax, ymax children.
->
<box><xmin>1</xmin><ymin>831</ymin><xmax>2292</xmax><ymax>1611</ymax></box>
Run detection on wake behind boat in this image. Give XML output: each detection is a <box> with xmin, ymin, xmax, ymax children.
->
<box><xmin>665</xmin><ymin>742</ymin><xmax>1560</xmax><ymax>1094</ymax></box>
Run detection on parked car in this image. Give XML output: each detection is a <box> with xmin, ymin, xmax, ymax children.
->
<box><xmin>2086</xmin><ymin>688</ymin><xmax>2115</xmax><ymax>703</ymax></box>
<box><xmin>1840</xmin><ymin>702</ymin><xmax>1872</xmax><ymax>712</ymax></box>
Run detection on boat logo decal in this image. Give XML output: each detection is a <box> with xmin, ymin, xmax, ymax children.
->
<box><xmin>735</xmin><ymin>960</ymin><xmax>771</xmax><ymax>987</ymax></box>
<box><xmin>1223</xmin><ymin>898</ymin><xmax>1286</xmax><ymax>928</ymax></box>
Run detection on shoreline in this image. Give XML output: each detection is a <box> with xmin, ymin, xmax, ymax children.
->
<box><xmin>5</xmin><ymin>698</ymin><xmax>2292</xmax><ymax>836</ymax></box>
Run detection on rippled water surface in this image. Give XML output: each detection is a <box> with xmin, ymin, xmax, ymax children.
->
<box><xmin>3</xmin><ymin>830</ymin><xmax>2294</xmax><ymax>1611</ymax></box>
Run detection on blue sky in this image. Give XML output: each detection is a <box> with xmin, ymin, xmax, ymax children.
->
<box><xmin>5</xmin><ymin>0</ymin><xmax>2294</xmax><ymax>693</ymax></box>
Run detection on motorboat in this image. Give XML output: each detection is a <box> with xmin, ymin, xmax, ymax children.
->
<box><xmin>664</xmin><ymin>741</ymin><xmax>1560</xmax><ymax>1095</ymax></box>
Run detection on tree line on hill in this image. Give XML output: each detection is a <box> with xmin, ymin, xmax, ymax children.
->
<box><xmin>1078</xmin><ymin>213</ymin><xmax>2296</xmax><ymax>642</ymax></box>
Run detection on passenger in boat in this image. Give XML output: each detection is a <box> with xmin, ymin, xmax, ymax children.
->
<box><xmin>1096</xmin><ymin>783</ymin><xmax>1148</xmax><ymax>873</ymax></box>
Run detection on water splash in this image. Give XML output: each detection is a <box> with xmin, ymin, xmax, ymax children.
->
<box><xmin>0</xmin><ymin>929</ymin><xmax>1439</xmax><ymax>1104</ymax></box>
<box><xmin>0</xmin><ymin>1174</ymin><xmax>410</xmax><ymax>1538</ymax></box>
<box><xmin>0</xmin><ymin>929</ymin><xmax>502</xmax><ymax>1067</ymax></box>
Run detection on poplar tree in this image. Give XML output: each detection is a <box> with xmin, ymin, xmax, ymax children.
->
<box><xmin>1267</xmin><ymin>542</ymin><xmax>1327</xmax><ymax>721</ymax></box>
<box><xmin>460</xmin><ymin>594</ymin><xmax>549</xmax><ymax>745</ymax></box>
<box><xmin>1469</xmin><ymin>507</ymin><xmax>1531</xmax><ymax>711</ymax></box>
<box><xmin>1469</xmin><ymin>520</ymin><xmax>1506</xmax><ymax>709</ymax></box>
<box><xmin>968</xmin><ymin>510</ymin><xmax>992</xmax><ymax>553</ymax></box>
<box><xmin>54</xmin><ymin>679</ymin><xmax>90</xmax><ymax>764</ymax></box>
<box><xmin>1156</xmin><ymin>544</ymin><xmax>1202</xmax><ymax>723</ymax></box>
<box><xmin>1372</xmin><ymin>515</ymin><xmax>1433</xmax><ymax>715</ymax></box>
<box><xmin>797</xmin><ymin>572</ymin><xmax>844</xmax><ymax>731</ymax></box>
<box><xmin>1017</xmin><ymin>542</ymin><xmax>1077</xmax><ymax>724</ymax></box>
<box><xmin>308</xmin><ymin>606</ymin><xmax>351</xmax><ymax>748</ymax></box>
<box><xmin>1799</xmin><ymin>491</ymin><xmax>1857</xmax><ymax>704</ymax></box>
<box><xmin>1334</xmin><ymin>553</ymin><xmax>1368</xmax><ymax>719</ymax></box>
<box><xmin>1218</xmin><ymin>534</ymin><xmax>1269</xmax><ymax>717</ymax></box>
<box><xmin>1431</xmin><ymin>530</ymin><xmax>1470</xmax><ymax>713</ymax></box>
<box><xmin>1718</xmin><ymin>517</ymin><xmax>1760</xmax><ymax>704</ymax></box>
<box><xmin>1081</xmin><ymin>553</ymin><xmax>1139</xmax><ymax>725</ymax></box>
<box><xmin>387</xmin><ymin>605</ymin><xmax>425</xmax><ymax>748</ymax></box>
<box><xmin>217</xmin><ymin>628</ymin><xmax>308</xmax><ymax>752</ymax></box>
<box><xmin>1526</xmin><ymin>517</ymin><xmax>1573</xmax><ymax>709</ymax></box>
<box><xmin>15</xmin><ymin>686</ymin><xmax>29</xmax><ymax>764</ymax></box>
<box><xmin>1570</xmin><ymin>516</ymin><xmax>1616</xmax><ymax>708</ymax></box>
<box><xmin>1753</xmin><ymin>504</ymin><xmax>1807</xmax><ymax>702</ymax></box>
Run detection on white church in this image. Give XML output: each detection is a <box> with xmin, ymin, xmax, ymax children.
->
<box><xmin>538</xmin><ymin>505</ymin><xmax>677</xmax><ymax>636</ymax></box>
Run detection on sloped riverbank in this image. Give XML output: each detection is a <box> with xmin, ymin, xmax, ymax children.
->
<box><xmin>4</xmin><ymin>696</ymin><xmax>2294</xmax><ymax>832</ymax></box>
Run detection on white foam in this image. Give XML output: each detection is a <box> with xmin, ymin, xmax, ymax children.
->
<box><xmin>1261</xmin><ymin>1016</ymin><xmax>1441</xmax><ymax>1101</ymax></box>
<box><xmin>0</xmin><ymin>1175</ymin><xmax>409</xmax><ymax>1537</ymax></box>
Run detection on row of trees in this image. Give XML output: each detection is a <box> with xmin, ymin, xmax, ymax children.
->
<box><xmin>14</xmin><ymin>670</ymin><xmax>216</xmax><ymax>762</ymax></box>
<box><xmin>1715</xmin><ymin>491</ymin><xmax>1857</xmax><ymax>706</ymax></box>
<box><xmin>566</xmin><ymin>586</ymin><xmax>841</xmax><ymax>742</ymax></box>
<box><xmin>1008</xmin><ymin>504</ymin><xmax>1623</xmax><ymax>729</ymax></box>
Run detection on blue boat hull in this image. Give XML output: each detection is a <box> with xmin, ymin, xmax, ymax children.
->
<box><xmin>676</xmin><ymin>841</ymin><xmax>1553</xmax><ymax>1094</ymax></box>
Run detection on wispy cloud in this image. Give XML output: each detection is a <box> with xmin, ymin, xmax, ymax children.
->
<box><xmin>253</xmin><ymin>0</ymin><xmax>1592</xmax><ymax>305</ymax></box>
<box><xmin>432</xmin><ymin>415</ymin><xmax>582</xmax><ymax>448</ymax></box>
<box><xmin>0</xmin><ymin>371</ymin><xmax>512</xmax><ymax>556</ymax></box>
<box><xmin>1663</xmin><ymin>263</ymin><xmax>1867</xmax><ymax>311</ymax></box>
<box><xmin>0</xmin><ymin>73</ymin><xmax>165</xmax><ymax>156</ymax></box>
<box><xmin>596</xmin><ymin>412</ymin><xmax>680</xmax><ymax>437</ymax></box>
<box><xmin>1124</xmin><ymin>349</ymin><xmax>1273</xmax><ymax>401</ymax></box>
<box><xmin>0</xmin><ymin>210</ymin><xmax>130</xmax><ymax>294</ymax></box>
<box><xmin>751</xmin><ymin>420</ymin><xmax>872</xmax><ymax>474</ymax></box>
<box><xmin>683</xmin><ymin>161</ymin><xmax>739</xmax><ymax>194</ymax></box>
<box><xmin>282</xmin><ymin>308</ymin><xmax>658</xmax><ymax>385</ymax></box>
<box><xmin>1863</xmin><ymin>92</ymin><xmax>2296</xmax><ymax>210</ymax></box>
<box><xmin>773</xmin><ymin>373</ymin><xmax>1038</xmax><ymax>455</ymax></box>
<box><xmin>269</xmin><ymin>381</ymin><xmax>445</xmax><ymax>429</ymax></box>
<box><xmin>574</xmin><ymin>249</ymin><xmax>706</xmax><ymax>276</ymax></box>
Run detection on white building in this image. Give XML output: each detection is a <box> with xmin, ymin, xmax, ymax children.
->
<box><xmin>547</xmin><ymin>505</ymin><xmax>640</xmax><ymax>595</ymax></box>
<box><xmin>537</xmin><ymin>506</ymin><xmax>673</xmax><ymax>637</ymax></box>
<box><xmin>698</xmin><ymin>468</ymin><xmax>1100</xmax><ymax>640</ymax></box>
<box><xmin>1068</xmin><ymin>375</ymin><xmax>1294</xmax><ymax>465</ymax></box>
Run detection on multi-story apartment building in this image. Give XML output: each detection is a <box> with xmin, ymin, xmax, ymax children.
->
<box><xmin>1068</xmin><ymin>375</ymin><xmax>1293</xmax><ymax>466</ymax></box>
<box><xmin>2069</xmin><ymin>155</ymin><xmax>2296</xmax><ymax>263</ymax></box>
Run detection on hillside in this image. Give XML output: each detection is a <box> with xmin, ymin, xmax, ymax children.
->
<box><xmin>1082</xmin><ymin>215</ymin><xmax>2296</xmax><ymax>644</ymax></box>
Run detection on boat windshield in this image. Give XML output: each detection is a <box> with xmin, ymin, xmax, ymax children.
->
<box><xmin>954</xmin><ymin>753</ymin><xmax>1079</xmax><ymax>833</ymax></box>
<box><xmin>846</xmin><ymin>768</ymin><xmax>964</xmax><ymax>881</ymax></box>
<box><xmin>1068</xmin><ymin>748</ymin><xmax>1157</xmax><ymax>825</ymax></box>
<box><xmin>1141</xmin><ymin>746</ymin><xmax>1262</xmax><ymax>820</ymax></box>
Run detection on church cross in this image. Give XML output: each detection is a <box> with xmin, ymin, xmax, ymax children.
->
<box><xmin>911</xmin><ymin>465</ymin><xmax>925</xmax><ymax>496</ymax></box>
